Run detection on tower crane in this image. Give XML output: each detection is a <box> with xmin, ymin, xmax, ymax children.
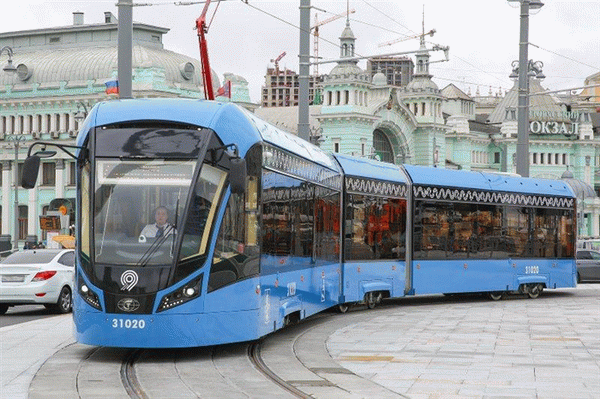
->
<box><xmin>270</xmin><ymin>51</ymin><xmax>287</xmax><ymax>75</ymax></box>
<box><xmin>378</xmin><ymin>29</ymin><xmax>435</xmax><ymax>48</ymax></box>
<box><xmin>312</xmin><ymin>9</ymin><xmax>355</xmax><ymax>76</ymax></box>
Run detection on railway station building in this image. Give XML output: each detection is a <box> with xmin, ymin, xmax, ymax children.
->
<box><xmin>0</xmin><ymin>11</ymin><xmax>253</xmax><ymax>248</ymax></box>
<box><xmin>256</xmin><ymin>19</ymin><xmax>600</xmax><ymax>237</ymax></box>
<box><xmin>0</xmin><ymin>11</ymin><xmax>598</xmax><ymax>247</ymax></box>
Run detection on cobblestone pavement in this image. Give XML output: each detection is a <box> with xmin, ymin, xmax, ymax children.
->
<box><xmin>327</xmin><ymin>285</ymin><xmax>600</xmax><ymax>399</ymax></box>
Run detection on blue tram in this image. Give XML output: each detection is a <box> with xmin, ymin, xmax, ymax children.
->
<box><xmin>21</xmin><ymin>99</ymin><xmax>577</xmax><ymax>348</ymax></box>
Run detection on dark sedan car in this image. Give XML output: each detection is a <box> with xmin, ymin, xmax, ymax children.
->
<box><xmin>575</xmin><ymin>250</ymin><xmax>600</xmax><ymax>283</ymax></box>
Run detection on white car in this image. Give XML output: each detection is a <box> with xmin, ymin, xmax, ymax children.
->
<box><xmin>0</xmin><ymin>249</ymin><xmax>75</xmax><ymax>314</ymax></box>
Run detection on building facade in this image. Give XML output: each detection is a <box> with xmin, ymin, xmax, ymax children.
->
<box><xmin>0</xmin><ymin>12</ymin><xmax>218</xmax><ymax>248</ymax></box>
<box><xmin>257</xmin><ymin>18</ymin><xmax>600</xmax><ymax>237</ymax></box>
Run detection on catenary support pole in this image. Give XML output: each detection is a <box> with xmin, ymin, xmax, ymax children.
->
<box><xmin>515</xmin><ymin>0</ymin><xmax>531</xmax><ymax>177</ymax></box>
<box><xmin>118</xmin><ymin>0</ymin><xmax>133</xmax><ymax>99</ymax></box>
<box><xmin>298</xmin><ymin>0</ymin><xmax>311</xmax><ymax>141</ymax></box>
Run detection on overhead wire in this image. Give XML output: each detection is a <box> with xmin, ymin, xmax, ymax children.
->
<box><xmin>530</xmin><ymin>43</ymin><xmax>600</xmax><ymax>72</ymax></box>
<box><xmin>135</xmin><ymin>0</ymin><xmax>597</xmax><ymax>90</ymax></box>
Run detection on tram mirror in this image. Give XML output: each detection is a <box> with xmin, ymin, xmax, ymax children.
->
<box><xmin>21</xmin><ymin>155</ymin><xmax>41</xmax><ymax>189</ymax></box>
<box><xmin>229</xmin><ymin>157</ymin><xmax>247</xmax><ymax>194</ymax></box>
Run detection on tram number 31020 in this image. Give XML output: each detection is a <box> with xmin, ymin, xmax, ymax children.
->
<box><xmin>111</xmin><ymin>318</ymin><xmax>146</xmax><ymax>329</ymax></box>
<box><xmin>525</xmin><ymin>265</ymin><xmax>540</xmax><ymax>274</ymax></box>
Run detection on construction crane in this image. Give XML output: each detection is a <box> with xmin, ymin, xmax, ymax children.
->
<box><xmin>312</xmin><ymin>9</ymin><xmax>355</xmax><ymax>76</ymax></box>
<box><xmin>196</xmin><ymin>0</ymin><xmax>220</xmax><ymax>100</ymax></box>
<box><xmin>378</xmin><ymin>29</ymin><xmax>435</xmax><ymax>48</ymax></box>
<box><xmin>270</xmin><ymin>51</ymin><xmax>287</xmax><ymax>75</ymax></box>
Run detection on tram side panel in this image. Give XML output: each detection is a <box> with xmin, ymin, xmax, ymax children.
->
<box><xmin>342</xmin><ymin>195</ymin><xmax>408</xmax><ymax>302</ymax></box>
<box><xmin>259</xmin><ymin>170</ymin><xmax>342</xmax><ymax>334</ymax></box>
<box><xmin>410</xmin><ymin>198</ymin><xmax>576</xmax><ymax>296</ymax></box>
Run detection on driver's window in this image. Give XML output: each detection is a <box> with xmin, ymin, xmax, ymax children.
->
<box><xmin>179</xmin><ymin>164</ymin><xmax>226</xmax><ymax>260</ymax></box>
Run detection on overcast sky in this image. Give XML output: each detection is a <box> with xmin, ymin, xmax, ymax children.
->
<box><xmin>2</xmin><ymin>1</ymin><xmax>599</xmax><ymax>103</ymax></box>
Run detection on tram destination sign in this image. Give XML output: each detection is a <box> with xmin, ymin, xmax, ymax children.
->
<box><xmin>529</xmin><ymin>110</ymin><xmax>580</xmax><ymax>136</ymax></box>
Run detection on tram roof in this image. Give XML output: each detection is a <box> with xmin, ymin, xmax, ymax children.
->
<box><xmin>87</xmin><ymin>99</ymin><xmax>339</xmax><ymax>171</ymax></box>
<box><xmin>333</xmin><ymin>153</ymin><xmax>407</xmax><ymax>183</ymax></box>
<box><xmin>404</xmin><ymin>165</ymin><xmax>575</xmax><ymax>197</ymax></box>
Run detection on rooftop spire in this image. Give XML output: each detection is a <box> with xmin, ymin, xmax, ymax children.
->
<box><xmin>420</xmin><ymin>5</ymin><xmax>426</xmax><ymax>48</ymax></box>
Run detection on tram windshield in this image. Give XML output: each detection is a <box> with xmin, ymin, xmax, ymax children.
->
<box><xmin>93</xmin><ymin>159</ymin><xmax>195</xmax><ymax>266</ymax></box>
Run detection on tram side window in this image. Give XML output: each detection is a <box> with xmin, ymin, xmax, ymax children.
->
<box><xmin>557</xmin><ymin>210</ymin><xmax>575</xmax><ymax>258</ymax></box>
<box><xmin>413</xmin><ymin>199</ymin><xmax>574</xmax><ymax>260</ymax></box>
<box><xmin>261</xmin><ymin>172</ymin><xmax>307</xmax><ymax>259</ymax></box>
<box><xmin>385</xmin><ymin>198</ymin><xmax>407</xmax><ymax>259</ymax></box>
<box><xmin>505</xmin><ymin>207</ymin><xmax>531</xmax><ymax>258</ymax></box>
<box><xmin>208</xmin><ymin>146</ymin><xmax>262</xmax><ymax>291</ymax></box>
<box><xmin>80</xmin><ymin>161</ymin><xmax>92</xmax><ymax>272</ymax></box>
<box><xmin>483</xmin><ymin>206</ymin><xmax>507</xmax><ymax>259</ymax></box>
<box><xmin>209</xmin><ymin>193</ymin><xmax>260</xmax><ymax>291</ymax></box>
<box><xmin>315</xmin><ymin>188</ymin><xmax>340</xmax><ymax>263</ymax></box>
<box><xmin>345</xmin><ymin>195</ymin><xmax>375</xmax><ymax>260</ymax></box>
<box><xmin>345</xmin><ymin>195</ymin><xmax>405</xmax><ymax>261</ymax></box>
<box><xmin>291</xmin><ymin>184</ymin><xmax>314</xmax><ymax>258</ymax></box>
<box><xmin>263</xmin><ymin>201</ymin><xmax>292</xmax><ymax>256</ymax></box>
<box><xmin>533</xmin><ymin>208</ymin><xmax>559</xmax><ymax>258</ymax></box>
<box><xmin>414</xmin><ymin>201</ymin><xmax>452</xmax><ymax>260</ymax></box>
<box><xmin>414</xmin><ymin>201</ymin><xmax>504</xmax><ymax>260</ymax></box>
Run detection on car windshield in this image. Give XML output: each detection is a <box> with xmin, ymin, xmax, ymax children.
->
<box><xmin>93</xmin><ymin>159</ymin><xmax>195</xmax><ymax>266</ymax></box>
<box><xmin>1</xmin><ymin>250</ymin><xmax>62</xmax><ymax>264</ymax></box>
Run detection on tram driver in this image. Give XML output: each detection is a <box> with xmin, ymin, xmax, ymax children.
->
<box><xmin>139</xmin><ymin>206</ymin><xmax>176</xmax><ymax>241</ymax></box>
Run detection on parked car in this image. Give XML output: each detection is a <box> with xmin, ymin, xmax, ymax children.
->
<box><xmin>575</xmin><ymin>250</ymin><xmax>600</xmax><ymax>283</ymax></box>
<box><xmin>0</xmin><ymin>249</ymin><xmax>75</xmax><ymax>314</ymax></box>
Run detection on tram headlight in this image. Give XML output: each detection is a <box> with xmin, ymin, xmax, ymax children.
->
<box><xmin>157</xmin><ymin>274</ymin><xmax>203</xmax><ymax>312</ymax></box>
<box><xmin>78</xmin><ymin>276</ymin><xmax>102</xmax><ymax>311</ymax></box>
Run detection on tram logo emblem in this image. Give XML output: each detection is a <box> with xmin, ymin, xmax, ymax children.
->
<box><xmin>117</xmin><ymin>298</ymin><xmax>141</xmax><ymax>313</ymax></box>
<box><xmin>120</xmin><ymin>270</ymin><xmax>139</xmax><ymax>291</ymax></box>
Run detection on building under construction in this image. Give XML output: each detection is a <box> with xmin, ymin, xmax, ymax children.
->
<box><xmin>366</xmin><ymin>56</ymin><xmax>414</xmax><ymax>87</ymax></box>
<box><xmin>261</xmin><ymin>67</ymin><xmax>323</xmax><ymax>108</ymax></box>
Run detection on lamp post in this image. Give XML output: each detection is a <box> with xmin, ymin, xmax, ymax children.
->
<box><xmin>74</xmin><ymin>101</ymin><xmax>89</xmax><ymax>125</ymax></box>
<box><xmin>508</xmin><ymin>0</ymin><xmax>544</xmax><ymax>177</ymax></box>
<box><xmin>1</xmin><ymin>46</ymin><xmax>17</xmax><ymax>75</ymax></box>
<box><xmin>1</xmin><ymin>46</ymin><xmax>20</xmax><ymax>250</ymax></box>
<box><xmin>6</xmin><ymin>135</ymin><xmax>25</xmax><ymax>250</ymax></box>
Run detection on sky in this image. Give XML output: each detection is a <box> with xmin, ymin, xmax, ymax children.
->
<box><xmin>2</xmin><ymin>0</ymin><xmax>599</xmax><ymax>103</ymax></box>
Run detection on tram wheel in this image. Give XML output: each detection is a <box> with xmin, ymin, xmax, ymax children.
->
<box><xmin>527</xmin><ymin>284</ymin><xmax>543</xmax><ymax>299</ymax></box>
<box><xmin>488</xmin><ymin>292</ymin><xmax>503</xmax><ymax>301</ymax></box>
<box><xmin>337</xmin><ymin>303</ymin><xmax>350</xmax><ymax>313</ymax></box>
<box><xmin>365</xmin><ymin>292</ymin><xmax>379</xmax><ymax>309</ymax></box>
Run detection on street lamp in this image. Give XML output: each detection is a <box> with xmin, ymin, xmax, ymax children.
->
<box><xmin>74</xmin><ymin>101</ymin><xmax>89</xmax><ymax>124</ymax></box>
<box><xmin>1</xmin><ymin>46</ymin><xmax>21</xmax><ymax>250</ymax></box>
<box><xmin>6</xmin><ymin>136</ymin><xmax>25</xmax><ymax>250</ymax></box>
<box><xmin>1</xmin><ymin>46</ymin><xmax>17</xmax><ymax>75</ymax></box>
<box><xmin>507</xmin><ymin>0</ymin><xmax>544</xmax><ymax>177</ymax></box>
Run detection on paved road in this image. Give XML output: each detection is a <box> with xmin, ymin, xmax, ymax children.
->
<box><xmin>0</xmin><ymin>305</ymin><xmax>56</xmax><ymax>328</ymax></box>
<box><xmin>327</xmin><ymin>286</ymin><xmax>600</xmax><ymax>399</ymax></box>
<box><xmin>1</xmin><ymin>285</ymin><xmax>598</xmax><ymax>399</ymax></box>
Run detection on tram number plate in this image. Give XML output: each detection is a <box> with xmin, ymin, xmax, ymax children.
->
<box><xmin>111</xmin><ymin>318</ymin><xmax>146</xmax><ymax>329</ymax></box>
<box><xmin>525</xmin><ymin>265</ymin><xmax>539</xmax><ymax>274</ymax></box>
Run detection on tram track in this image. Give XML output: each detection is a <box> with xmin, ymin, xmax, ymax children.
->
<box><xmin>248</xmin><ymin>341</ymin><xmax>312</xmax><ymax>399</ymax></box>
<box><xmin>120</xmin><ymin>349</ymin><xmax>147</xmax><ymax>399</ymax></box>
<box><xmin>30</xmin><ymin>303</ymin><xmax>414</xmax><ymax>398</ymax></box>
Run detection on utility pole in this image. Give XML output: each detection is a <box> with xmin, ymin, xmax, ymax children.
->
<box><xmin>118</xmin><ymin>0</ymin><xmax>133</xmax><ymax>99</ymax></box>
<box><xmin>298</xmin><ymin>0</ymin><xmax>311</xmax><ymax>141</ymax></box>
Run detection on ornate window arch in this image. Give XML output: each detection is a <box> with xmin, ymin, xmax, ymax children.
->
<box><xmin>373</xmin><ymin>129</ymin><xmax>394</xmax><ymax>163</ymax></box>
